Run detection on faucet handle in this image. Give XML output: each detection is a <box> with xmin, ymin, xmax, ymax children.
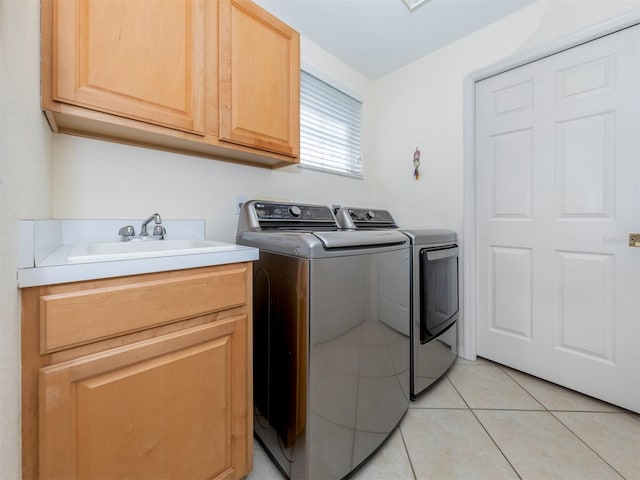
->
<box><xmin>118</xmin><ymin>225</ymin><xmax>135</xmax><ymax>241</ymax></box>
<box><xmin>153</xmin><ymin>225</ymin><xmax>166</xmax><ymax>239</ymax></box>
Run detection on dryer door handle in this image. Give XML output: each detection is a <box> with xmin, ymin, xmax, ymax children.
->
<box><xmin>426</xmin><ymin>246</ymin><xmax>458</xmax><ymax>261</ymax></box>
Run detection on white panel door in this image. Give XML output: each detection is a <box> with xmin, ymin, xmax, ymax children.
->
<box><xmin>475</xmin><ymin>25</ymin><xmax>639</xmax><ymax>412</ymax></box>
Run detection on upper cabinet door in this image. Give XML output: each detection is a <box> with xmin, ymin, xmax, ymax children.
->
<box><xmin>219</xmin><ymin>0</ymin><xmax>300</xmax><ymax>157</ymax></box>
<box><xmin>52</xmin><ymin>0</ymin><xmax>206</xmax><ymax>135</ymax></box>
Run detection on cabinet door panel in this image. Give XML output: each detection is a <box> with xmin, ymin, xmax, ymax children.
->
<box><xmin>39</xmin><ymin>317</ymin><xmax>247</xmax><ymax>479</ymax></box>
<box><xmin>219</xmin><ymin>0</ymin><xmax>300</xmax><ymax>156</ymax></box>
<box><xmin>40</xmin><ymin>265</ymin><xmax>248</xmax><ymax>353</ymax></box>
<box><xmin>76</xmin><ymin>340</ymin><xmax>230</xmax><ymax>478</ymax></box>
<box><xmin>54</xmin><ymin>0</ymin><xmax>205</xmax><ymax>134</ymax></box>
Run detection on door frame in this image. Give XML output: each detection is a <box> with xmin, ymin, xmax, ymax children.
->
<box><xmin>461</xmin><ymin>9</ymin><xmax>640</xmax><ymax>361</ymax></box>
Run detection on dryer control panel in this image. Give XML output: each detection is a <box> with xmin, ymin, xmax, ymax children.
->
<box><xmin>335</xmin><ymin>207</ymin><xmax>397</xmax><ymax>229</ymax></box>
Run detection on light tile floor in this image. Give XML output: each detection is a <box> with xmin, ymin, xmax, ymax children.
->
<box><xmin>248</xmin><ymin>357</ymin><xmax>640</xmax><ymax>480</ymax></box>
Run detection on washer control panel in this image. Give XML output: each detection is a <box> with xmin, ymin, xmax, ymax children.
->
<box><xmin>254</xmin><ymin>202</ymin><xmax>335</xmax><ymax>222</ymax></box>
<box><xmin>237</xmin><ymin>200</ymin><xmax>341</xmax><ymax>235</ymax></box>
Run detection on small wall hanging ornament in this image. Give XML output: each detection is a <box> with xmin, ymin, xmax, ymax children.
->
<box><xmin>413</xmin><ymin>147</ymin><xmax>421</xmax><ymax>180</ymax></box>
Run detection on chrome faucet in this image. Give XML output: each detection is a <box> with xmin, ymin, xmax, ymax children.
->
<box><xmin>140</xmin><ymin>213</ymin><xmax>162</xmax><ymax>237</ymax></box>
<box><xmin>118</xmin><ymin>213</ymin><xmax>166</xmax><ymax>241</ymax></box>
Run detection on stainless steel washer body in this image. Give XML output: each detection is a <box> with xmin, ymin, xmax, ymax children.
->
<box><xmin>237</xmin><ymin>201</ymin><xmax>410</xmax><ymax>480</ymax></box>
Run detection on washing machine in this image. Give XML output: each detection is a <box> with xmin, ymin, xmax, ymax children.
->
<box><xmin>237</xmin><ymin>201</ymin><xmax>411</xmax><ymax>479</ymax></box>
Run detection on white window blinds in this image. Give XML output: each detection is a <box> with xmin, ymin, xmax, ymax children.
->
<box><xmin>300</xmin><ymin>70</ymin><xmax>363</xmax><ymax>178</ymax></box>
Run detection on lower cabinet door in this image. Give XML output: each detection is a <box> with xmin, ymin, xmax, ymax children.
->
<box><xmin>39</xmin><ymin>316</ymin><xmax>249</xmax><ymax>479</ymax></box>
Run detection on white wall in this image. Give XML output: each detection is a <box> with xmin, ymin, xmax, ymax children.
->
<box><xmin>52</xmin><ymin>37</ymin><xmax>373</xmax><ymax>243</ymax></box>
<box><xmin>369</xmin><ymin>0</ymin><xmax>639</xmax><ymax>236</ymax></box>
<box><xmin>2</xmin><ymin>0</ymin><xmax>638</xmax><ymax>474</ymax></box>
<box><xmin>0</xmin><ymin>0</ymin><xmax>53</xmax><ymax>477</ymax></box>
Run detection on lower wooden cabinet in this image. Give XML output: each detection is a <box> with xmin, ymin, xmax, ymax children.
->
<box><xmin>21</xmin><ymin>264</ymin><xmax>253</xmax><ymax>479</ymax></box>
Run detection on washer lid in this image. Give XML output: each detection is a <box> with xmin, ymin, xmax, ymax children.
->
<box><xmin>237</xmin><ymin>230</ymin><xmax>408</xmax><ymax>258</ymax></box>
<box><xmin>313</xmin><ymin>230</ymin><xmax>407</xmax><ymax>249</ymax></box>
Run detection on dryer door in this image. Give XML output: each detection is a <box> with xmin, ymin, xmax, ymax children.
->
<box><xmin>420</xmin><ymin>245</ymin><xmax>459</xmax><ymax>343</ymax></box>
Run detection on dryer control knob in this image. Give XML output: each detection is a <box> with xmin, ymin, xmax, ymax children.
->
<box><xmin>366</xmin><ymin>210</ymin><xmax>376</xmax><ymax>220</ymax></box>
<box><xmin>289</xmin><ymin>206</ymin><xmax>302</xmax><ymax>217</ymax></box>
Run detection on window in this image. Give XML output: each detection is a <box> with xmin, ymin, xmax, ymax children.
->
<box><xmin>300</xmin><ymin>70</ymin><xmax>363</xmax><ymax>178</ymax></box>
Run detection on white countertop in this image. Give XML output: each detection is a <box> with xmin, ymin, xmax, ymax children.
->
<box><xmin>18</xmin><ymin>219</ymin><xmax>259</xmax><ymax>288</ymax></box>
<box><xmin>18</xmin><ymin>243</ymin><xmax>259</xmax><ymax>287</ymax></box>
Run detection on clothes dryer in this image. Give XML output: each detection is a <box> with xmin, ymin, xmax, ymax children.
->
<box><xmin>335</xmin><ymin>207</ymin><xmax>459</xmax><ymax>399</ymax></box>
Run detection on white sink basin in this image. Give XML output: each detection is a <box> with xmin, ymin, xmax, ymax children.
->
<box><xmin>66</xmin><ymin>239</ymin><xmax>238</xmax><ymax>263</ymax></box>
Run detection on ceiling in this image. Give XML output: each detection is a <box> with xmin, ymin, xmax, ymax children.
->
<box><xmin>253</xmin><ymin>0</ymin><xmax>537</xmax><ymax>80</ymax></box>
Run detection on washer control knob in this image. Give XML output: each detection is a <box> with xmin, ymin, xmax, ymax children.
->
<box><xmin>366</xmin><ymin>210</ymin><xmax>376</xmax><ymax>220</ymax></box>
<box><xmin>289</xmin><ymin>205</ymin><xmax>302</xmax><ymax>217</ymax></box>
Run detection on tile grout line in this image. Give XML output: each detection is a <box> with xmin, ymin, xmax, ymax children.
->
<box><xmin>498</xmin><ymin>363</ymin><xmax>628</xmax><ymax>479</ymax></box>
<box><xmin>498</xmin><ymin>363</ymin><xmax>639</xmax><ymax>416</ymax></box>
<box><xmin>445</xmin><ymin>372</ymin><xmax>524</xmax><ymax>480</ymax></box>
<box><xmin>398</xmin><ymin>423</ymin><xmax>419</xmax><ymax>480</ymax></box>
<box><xmin>497</xmin><ymin>364</ymin><xmax>547</xmax><ymax>410</ymax></box>
<box><xmin>548</xmin><ymin>411</ymin><xmax>629</xmax><ymax>480</ymax></box>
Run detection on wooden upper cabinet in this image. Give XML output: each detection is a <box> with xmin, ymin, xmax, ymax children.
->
<box><xmin>41</xmin><ymin>0</ymin><xmax>300</xmax><ymax>168</ymax></box>
<box><xmin>219</xmin><ymin>0</ymin><xmax>300</xmax><ymax>157</ymax></box>
<box><xmin>52</xmin><ymin>0</ymin><xmax>206</xmax><ymax>134</ymax></box>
